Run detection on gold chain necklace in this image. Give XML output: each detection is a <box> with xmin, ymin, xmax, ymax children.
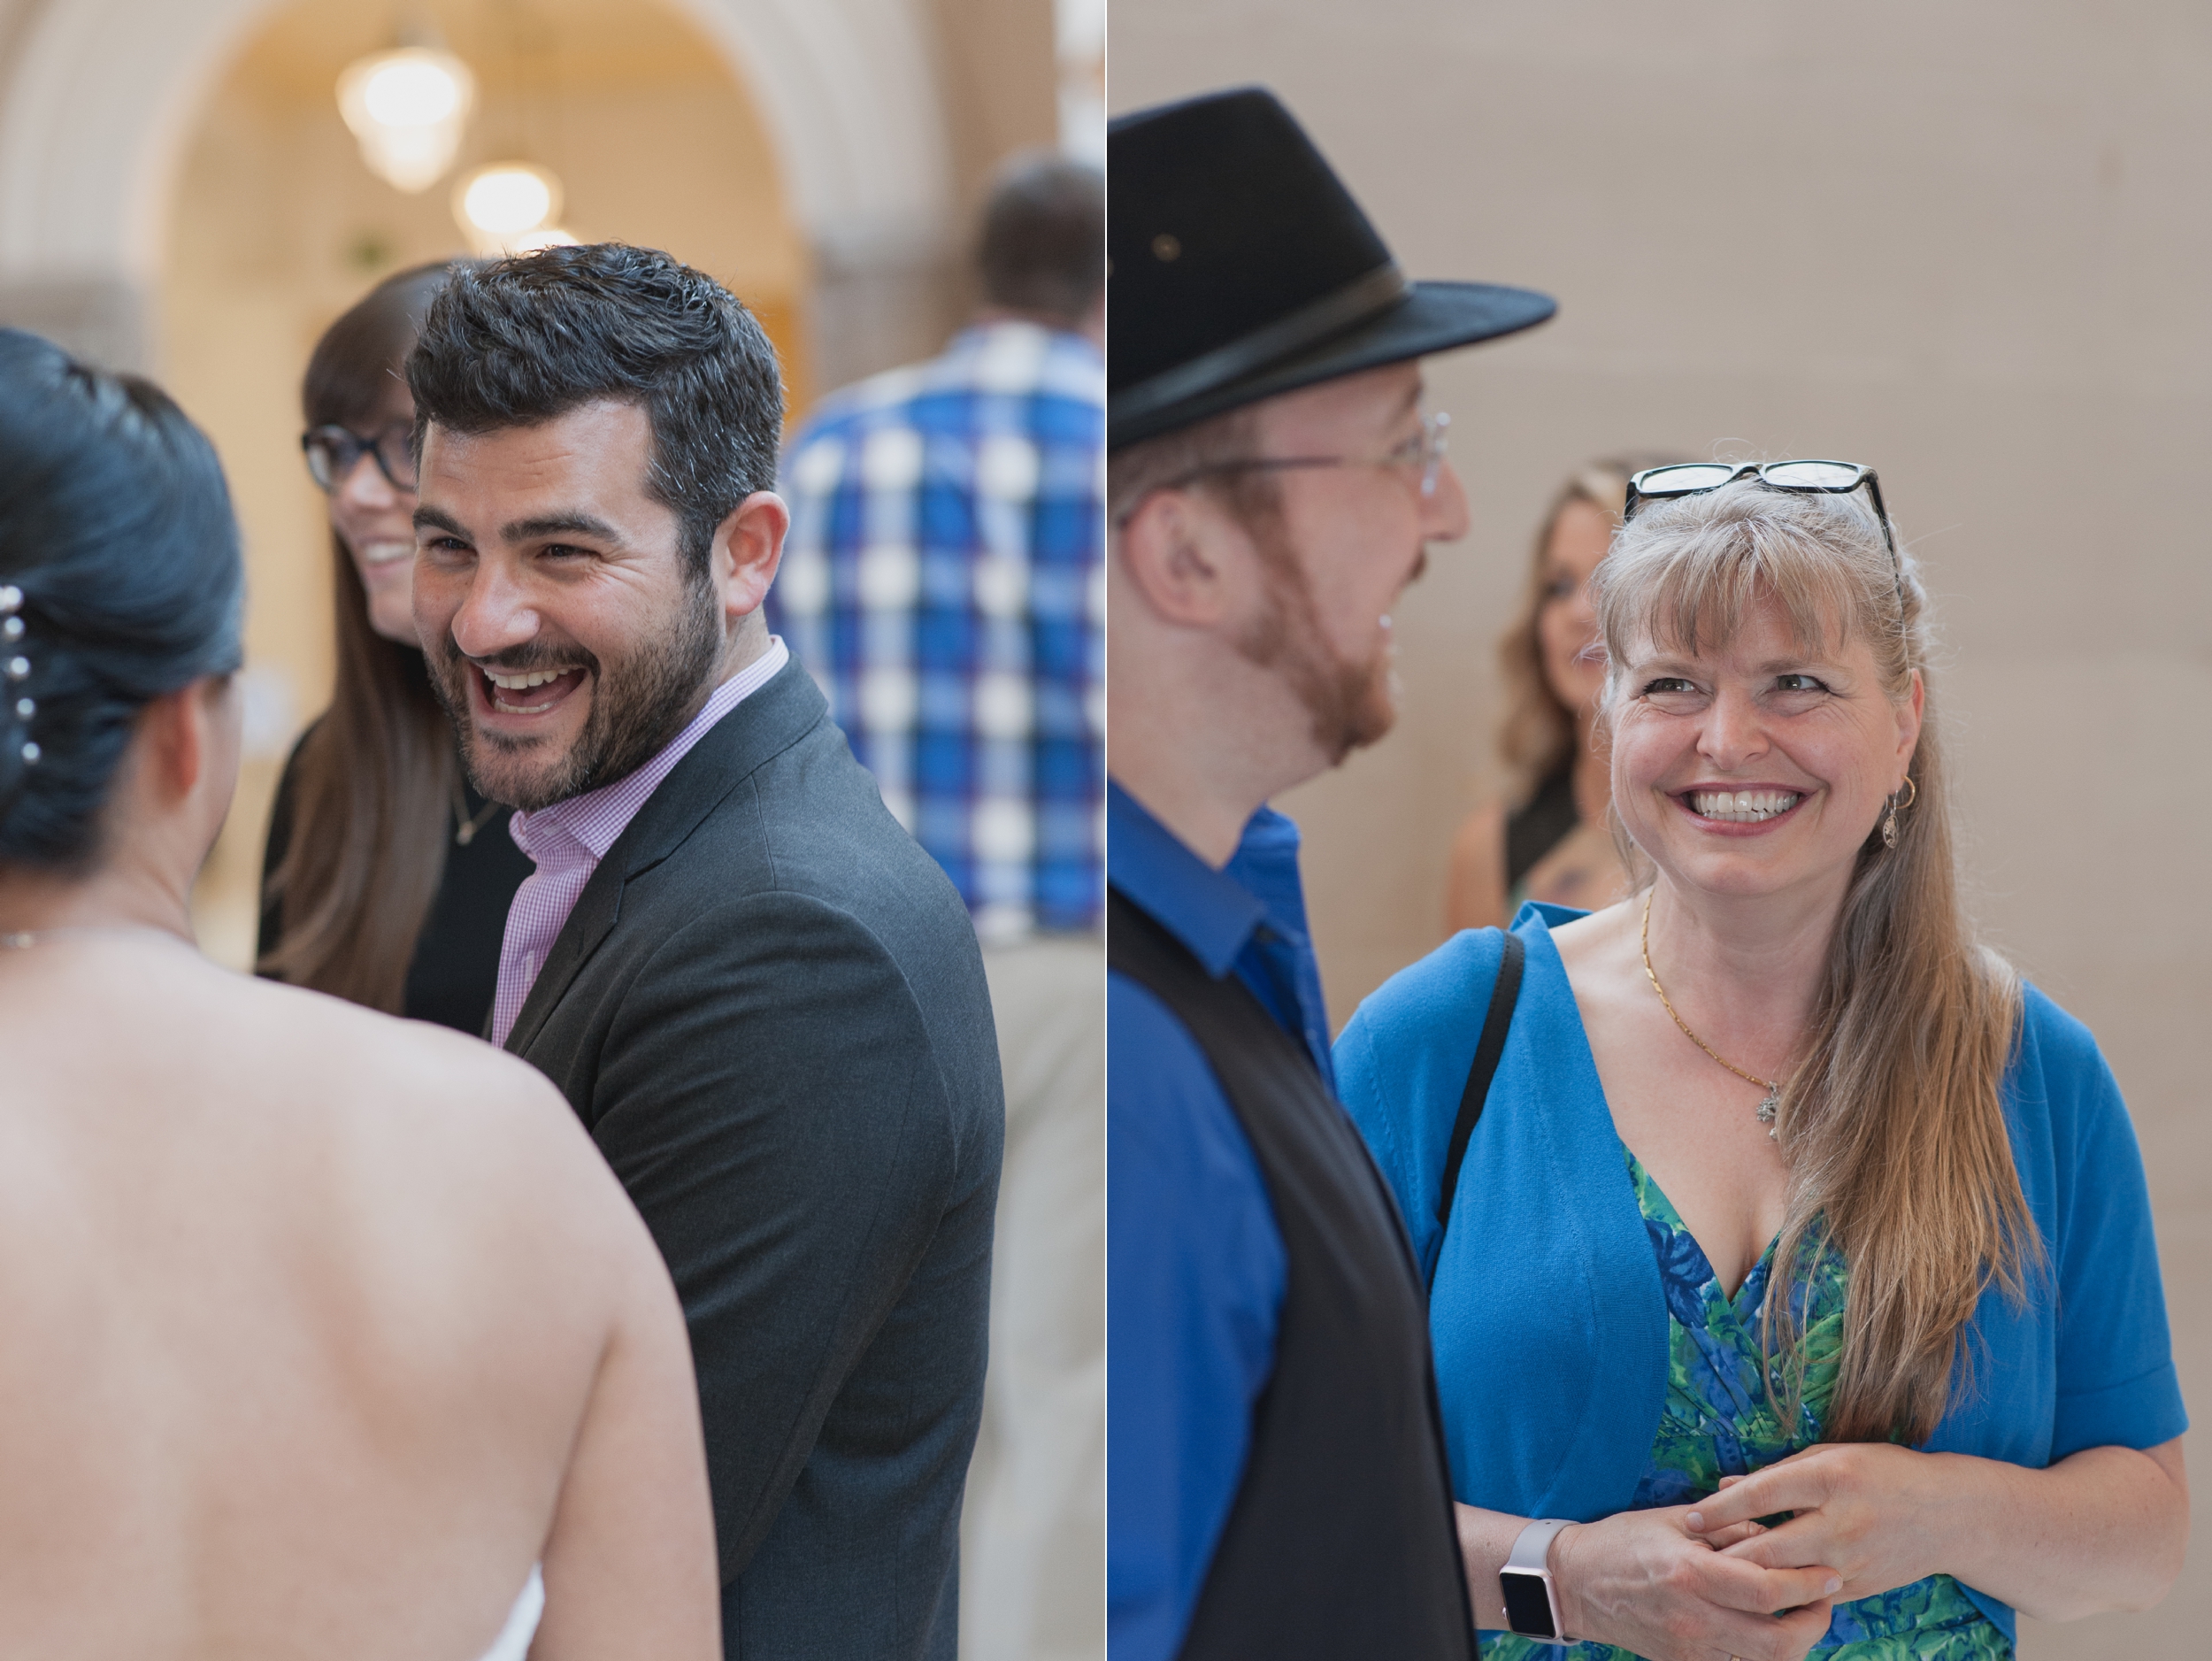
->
<box><xmin>450</xmin><ymin>774</ymin><xmax>502</xmax><ymax>847</ymax></box>
<box><xmin>1640</xmin><ymin>888</ymin><xmax>1786</xmax><ymax>1135</ymax></box>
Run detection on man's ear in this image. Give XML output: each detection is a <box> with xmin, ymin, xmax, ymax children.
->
<box><xmin>709</xmin><ymin>490</ymin><xmax>790</xmax><ymax>620</ymax></box>
<box><xmin>1116</xmin><ymin>489</ymin><xmax>1248</xmax><ymax>629</ymax></box>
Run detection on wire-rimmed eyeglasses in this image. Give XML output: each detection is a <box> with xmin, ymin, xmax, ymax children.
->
<box><xmin>1624</xmin><ymin>459</ymin><xmax>1902</xmax><ymax>609</ymax></box>
<box><xmin>1155</xmin><ymin>410</ymin><xmax>1453</xmax><ymax>504</ymax></box>
<box><xmin>302</xmin><ymin>423</ymin><xmax>419</xmax><ymax>494</ymax></box>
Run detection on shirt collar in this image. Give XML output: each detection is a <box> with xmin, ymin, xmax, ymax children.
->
<box><xmin>513</xmin><ymin>636</ymin><xmax>789</xmax><ymax>864</ymax></box>
<box><xmin>1108</xmin><ymin>778</ymin><xmax>1281</xmax><ymax>978</ymax></box>
<box><xmin>949</xmin><ymin>317</ymin><xmax>1102</xmax><ymax>362</ymax></box>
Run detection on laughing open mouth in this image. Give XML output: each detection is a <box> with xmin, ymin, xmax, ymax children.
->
<box><xmin>1685</xmin><ymin>788</ymin><xmax>1802</xmax><ymax>824</ymax></box>
<box><xmin>480</xmin><ymin>664</ymin><xmax>587</xmax><ymax>715</ymax></box>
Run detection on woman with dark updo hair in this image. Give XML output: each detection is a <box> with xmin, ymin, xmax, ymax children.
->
<box><xmin>258</xmin><ymin>260</ymin><xmax>533</xmax><ymax>1030</ymax></box>
<box><xmin>0</xmin><ymin>330</ymin><xmax>717</xmax><ymax>1656</ymax></box>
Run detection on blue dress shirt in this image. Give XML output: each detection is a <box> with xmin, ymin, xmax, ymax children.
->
<box><xmin>1107</xmin><ymin>780</ymin><xmax>1335</xmax><ymax>1661</ymax></box>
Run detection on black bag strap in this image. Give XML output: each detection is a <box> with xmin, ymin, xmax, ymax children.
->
<box><xmin>1425</xmin><ymin>930</ymin><xmax>1525</xmax><ymax>1288</ymax></box>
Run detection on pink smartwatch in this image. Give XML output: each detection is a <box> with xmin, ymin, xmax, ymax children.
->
<box><xmin>1499</xmin><ymin>1518</ymin><xmax>1574</xmax><ymax>1644</ymax></box>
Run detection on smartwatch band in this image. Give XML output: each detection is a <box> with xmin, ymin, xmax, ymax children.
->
<box><xmin>1499</xmin><ymin>1517</ymin><xmax>1574</xmax><ymax>1644</ymax></box>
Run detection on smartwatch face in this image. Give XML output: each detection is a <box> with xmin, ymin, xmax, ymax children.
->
<box><xmin>1500</xmin><ymin>1569</ymin><xmax>1560</xmax><ymax>1638</ymax></box>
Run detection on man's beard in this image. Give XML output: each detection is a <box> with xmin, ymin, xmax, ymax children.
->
<box><xmin>1234</xmin><ymin>530</ymin><xmax>1397</xmax><ymax>766</ymax></box>
<box><xmin>427</xmin><ymin>581</ymin><xmax>725</xmax><ymax>811</ymax></box>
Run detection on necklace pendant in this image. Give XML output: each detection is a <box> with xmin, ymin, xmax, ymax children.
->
<box><xmin>1756</xmin><ymin>1085</ymin><xmax>1780</xmax><ymax>1127</ymax></box>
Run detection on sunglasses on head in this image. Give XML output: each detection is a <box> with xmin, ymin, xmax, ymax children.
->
<box><xmin>1623</xmin><ymin>460</ymin><xmax>1902</xmax><ymax>609</ymax></box>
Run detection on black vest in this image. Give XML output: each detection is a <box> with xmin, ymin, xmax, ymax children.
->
<box><xmin>1110</xmin><ymin>888</ymin><xmax>1478</xmax><ymax>1661</ymax></box>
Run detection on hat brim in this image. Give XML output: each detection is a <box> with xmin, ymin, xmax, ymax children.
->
<box><xmin>1109</xmin><ymin>280</ymin><xmax>1555</xmax><ymax>451</ymax></box>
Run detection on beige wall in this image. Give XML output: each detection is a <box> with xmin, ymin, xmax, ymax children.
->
<box><xmin>1110</xmin><ymin>5</ymin><xmax>2210</xmax><ymax>1653</ymax></box>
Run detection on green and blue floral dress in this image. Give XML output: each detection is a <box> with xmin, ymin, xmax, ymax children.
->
<box><xmin>1484</xmin><ymin>1148</ymin><xmax>2011</xmax><ymax>1661</ymax></box>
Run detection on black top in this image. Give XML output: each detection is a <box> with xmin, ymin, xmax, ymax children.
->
<box><xmin>257</xmin><ymin>719</ymin><xmax>534</xmax><ymax>1035</ymax></box>
<box><xmin>502</xmin><ymin>656</ymin><xmax>1002</xmax><ymax>1661</ymax></box>
<box><xmin>1504</xmin><ymin>762</ymin><xmax>1581</xmax><ymax>896</ymax></box>
<box><xmin>1107</xmin><ymin>887</ymin><xmax>1478</xmax><ymax>1661</ymax></box>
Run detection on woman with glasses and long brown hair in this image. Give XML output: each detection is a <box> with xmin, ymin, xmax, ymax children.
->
<box><xmin>1340</xmin><ymin>466</ymin><xmax>2186</xmax><ymax>1659</ymax></box>
<box><xmin>1444</xmin><ymin>457</ymin><xmax>1681</xmax><ymax>934</ymax></box>
<box><xmin>259</xmin><ymin>261</ymin><xmax>532</xmax><ymax>1030</ymax></box>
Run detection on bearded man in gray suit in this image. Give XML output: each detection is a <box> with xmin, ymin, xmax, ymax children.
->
<box><xmin>404</xmin><ymin>243</ymin><xmax>1004</xmax><ymax>1661</ymax></box>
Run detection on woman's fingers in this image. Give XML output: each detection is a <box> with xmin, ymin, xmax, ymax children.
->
<box><xmin>1687</xmin><ymin>1465</ymin><xmax>1827</xmax><ymax>1534</ymax></box>
<box><xmin>1695</xmin><ymin>1548</ymin><xmax>1843</xmax><ymax>1616</ymax></box>
<box><xmin>1715</xmin><ymin>1521</ymin><xmax>1830</xmax><ymax>1572</ymax></box>
<box><xmin>1697</xmin><ymin>1519</ymin><xmax>1767</xmax><ymax>1549</ymax></box>
<box><xmin>1728</xmin><ymin>1596</ymin><xmax>1837</xmax><ymax>1661</ymax></box>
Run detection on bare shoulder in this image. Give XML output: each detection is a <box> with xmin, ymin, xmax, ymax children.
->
<box><xmin>1449</xmin><ymin>799</ymin><xmax>1508</xmax><ymax>864</ymax></box>
<box><xmin>231</xmin><ymin>973</ymin><xmax>650</xmax><ymax>1272</ymax></box>
<box><xmin>1445</xmin><ymin>800</ymin><xmax>1510</xmax><ymax>934</ymax></box>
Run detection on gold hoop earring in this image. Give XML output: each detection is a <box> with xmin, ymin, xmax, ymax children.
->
<box><xmin>1881</xmin><ymin>775</ymin><xmax>1916</xmax><ymax>850</ymax></box>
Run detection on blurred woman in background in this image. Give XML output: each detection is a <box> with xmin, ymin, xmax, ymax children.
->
<box><xmin>259</xmin><ymin>260</ymin><xmax>531</xmax><ymax>1032</ymax></box>
<box><xmin>0</xmin><ymin>329</ymin><xmax>717</xmax><ymax>1657</ymax></box>
<box><xmin>1444</xmin><ymin>458</ymin><xmax>1677</xmax><ymax>932</ymax></box>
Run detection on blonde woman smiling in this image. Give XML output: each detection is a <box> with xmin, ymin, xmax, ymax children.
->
<box><xmin>1338</xmin><ymin>467</ymin><xmax>2186</xmax><ymax>1660</ymax></box>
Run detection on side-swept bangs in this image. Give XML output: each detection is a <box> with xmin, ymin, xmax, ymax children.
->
<box><xmin>1598</xmin><ymin>481</ymin><xmax>1906</xmax><ymax>702</ymax></box>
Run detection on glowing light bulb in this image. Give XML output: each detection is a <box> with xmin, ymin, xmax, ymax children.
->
<box><xmin>336</xmin><ymin>47</ymin><xmax>476</xmax><ymax>193</ymax></box>
<box><xmin>452</xmin><ymin>163</ymin><xmax>569</xmax><ymax>255</ymax></box>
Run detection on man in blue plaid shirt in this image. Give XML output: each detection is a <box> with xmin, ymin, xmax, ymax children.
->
<box><xmin>767</xmin><ymin>155</ymin><xmax>1103</xmax><ymax>1661</ymax></box>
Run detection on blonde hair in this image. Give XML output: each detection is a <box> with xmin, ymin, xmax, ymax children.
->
<box><xmin>1497</xmin><ymin>456</ymin><xmax>1683</xmax><ymax>796</ymax></box>
<box><xmin>1596</xmin><ymin>481</ymin><xmax>2038</xmax><ymax>1444</ymax></box>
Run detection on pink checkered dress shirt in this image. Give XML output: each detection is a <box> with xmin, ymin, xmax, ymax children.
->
<box><xmin>488</xmin><ymin>638</ymin><xmax>789</xmax><ymax>1049</ymax></box>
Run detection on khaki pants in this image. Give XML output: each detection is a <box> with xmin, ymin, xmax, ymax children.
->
<box><xmin>962</xmin><ymin>934</ymin><xmax>1105</xmax><ymax>1661</ymax></box>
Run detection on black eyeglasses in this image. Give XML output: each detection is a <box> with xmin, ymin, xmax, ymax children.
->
<box><xmin>1624</xmin><ymin>460</ymin><xmax>1901</xmax><ymax>607</ymax></box>
<box><xmin>302</xmin><ymin>423</ymin><xmax>418</xmax><ymax>494</ymax></box>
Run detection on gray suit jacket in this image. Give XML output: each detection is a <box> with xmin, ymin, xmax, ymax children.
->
<box><xmin>505</xmin><ymin>656</ymin><xmax>1004</xmax><ymax>1660</ymax></box>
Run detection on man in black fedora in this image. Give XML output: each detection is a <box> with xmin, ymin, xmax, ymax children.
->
<box><xmin>1105</xmin><ymin>88</ymin><xmax>1554</xmax><ymax>1660</ymax></box>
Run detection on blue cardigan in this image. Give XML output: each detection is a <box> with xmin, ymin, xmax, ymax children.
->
<box><xmin>1336</xmin><ymin>904</ymin><xmax>2189</xmax><ymax>1642</ymax></box>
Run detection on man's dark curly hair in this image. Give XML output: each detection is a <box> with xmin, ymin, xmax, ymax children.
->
<box><xmin>405</xmin><ymin>242</ymin><xmax>784</xmax><ymax>576</ymax></box>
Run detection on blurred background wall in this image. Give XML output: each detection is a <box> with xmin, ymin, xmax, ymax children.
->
<box><xmin>1110</xmin><ymin>4</ymin><xmax>2208</xmax><ymax>1654</ymax></box>
<box><xmin>0</xmin><ymin>0</ymin><xmax>1093</xmax><ymax>967</ymax></box>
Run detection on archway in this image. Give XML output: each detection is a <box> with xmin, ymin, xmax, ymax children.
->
<box><xmin>0</xmin><ymin>0</ymin><xmax>956</xmax><ymax>962</ymax></box>
<box><xmin>0</xmin><ymin>0</ymin><xmax>954</xmax><ymax>380</ymax></box>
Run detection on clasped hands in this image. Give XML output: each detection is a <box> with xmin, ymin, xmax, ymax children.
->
<box><xmin>1550</xmin><ymin>1444</ymin><xmax>1939</xmax><ymax>1661</ymax></box>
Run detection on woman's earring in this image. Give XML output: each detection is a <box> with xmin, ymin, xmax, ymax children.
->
<box><xmin>1881</xmin><ymin>774</ymin><xmax>1916</xmax><ymax>850</ymax></box>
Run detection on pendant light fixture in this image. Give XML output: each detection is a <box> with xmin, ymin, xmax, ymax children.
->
<box><xmin>452</xmin><ymin>160</ymin><xmax>574</xmax><ymax>257</ymax></box>
<box><xmin>336</xmin><ymin>44</ymin><xmax>477</xmax><ymax>193</ymax></box>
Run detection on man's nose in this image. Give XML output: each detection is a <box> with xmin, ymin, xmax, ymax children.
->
<box><xmin>447</xmin><ymin>559</ymin><xmax>541</xmax><ymax>661</ymax></box>
<box><xmin>1423</xmin><ymin>458</ymin><xmax>1471</xmax><ymax>542</ymax></box>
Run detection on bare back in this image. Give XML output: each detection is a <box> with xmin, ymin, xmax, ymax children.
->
<box><xmin>0</xmin><ymin>936</ymin><xmax>716</xmax><ymax>1659</ymax></box>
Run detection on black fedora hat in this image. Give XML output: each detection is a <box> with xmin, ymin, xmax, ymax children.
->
<box><xmin>1109</xmin><ymin>87</ymin><xmax>1555</xmax><ymax>451</ymax></box>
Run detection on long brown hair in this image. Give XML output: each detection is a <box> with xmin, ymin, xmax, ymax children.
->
<box><xmin>1597</xmin><ymin>481</ymin><xmax>2039</xmax><ymax>1445</ymax></box>
<box><xmin>258</xmin><ymin>263</ymin><xmax>463</xmax><ymax>1012</ymax></box>
<box><xmin>1496</xmin><ymin>456</ymin><xmax>1684</xmax><ymax>796</ymax></box>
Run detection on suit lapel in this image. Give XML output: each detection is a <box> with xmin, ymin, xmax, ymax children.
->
<box><xmin>503</xmin><ymin>656</ymin><xmax>833</xmax><ymax>1059</ymax></box>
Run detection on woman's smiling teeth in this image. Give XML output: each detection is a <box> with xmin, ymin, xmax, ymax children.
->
<box><xmin>1689</xmin><ymin>788</ymin><xmax>1802</xmax><ymax>822</ymax></box>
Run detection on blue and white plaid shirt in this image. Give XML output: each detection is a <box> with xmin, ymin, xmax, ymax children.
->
<box><xmin>768</xmin><ymin>319</ymin><xmax>1105</xmax><ymax>942</ymax></box>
